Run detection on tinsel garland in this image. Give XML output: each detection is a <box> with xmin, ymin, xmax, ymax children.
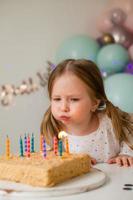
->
<box><xmin>0</xmin><ymin>61</ymin><xmax>55</xmax><ymax>107</ymax></box>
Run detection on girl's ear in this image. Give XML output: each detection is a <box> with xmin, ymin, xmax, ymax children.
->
<box><xmin>91</xmin><ymin>99</ymin><xmax>101</xmax><ymax>112</ymax></box>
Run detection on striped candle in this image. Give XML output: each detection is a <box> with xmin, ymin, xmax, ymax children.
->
<box><xmin>58</xmin><ymin>139</ymin><xmax>63</xmax><ymax>156</ymax></box>
<box><xmin>31</xmin><ymin>133</ymin><xmax>35</xmax><ymax>153</ymax></box>
<box><xmin>27</xmin><ymin>135</ymin><xmax>30</xmax><ymax>158</ymax></box>
<box><xmin>43</xmin><ymin>138</ymin><xmax>47</xmax><ymax>158</ymax></box>
<box><xmin>65</xmin><ymin>137</ymin><xmax>69</xmax><ymax>154</ymax></box>
<box><xmin>40</xmin><ymin>134</ymin><xmax>44</xmax><ymax>152</ymax></box>
<box><xmin>6</xmin><ymin>135</ymin><xmax>10</xmax><ymax>159</ymax></box>
<box><xmin>24</xmin><ymin>134</ymin><xmax>27</xmax><ymax>154</ymax></box>
<box><xmin>20</xmin><ymin>136</ymin><xmax>24</xmax><ymax>157</ymax></box>
<box><xmin>53</xmin><ymin>136</ymin><xmax>58</xmax><ymax>155</ymax></box>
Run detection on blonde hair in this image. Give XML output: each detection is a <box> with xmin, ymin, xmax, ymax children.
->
<box><xmin>41</xmin><ymin>59</ymin><xmax>133</xmax><ymax>149</ymax></box>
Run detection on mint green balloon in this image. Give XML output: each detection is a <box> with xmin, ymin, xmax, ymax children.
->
<box><xmin>55</xmin><ymin>35</ymin><xmax>100</xmax><ymax>64</ymax></box>
<box><xmin>97</xmin><ymin>44</ymin><xmax>129</xmax><ymax>74</ymax></box>
<box><xmin>104</xmin><ymin>73</ymin><xmax>133</xmax><ymax>113</ymax></box>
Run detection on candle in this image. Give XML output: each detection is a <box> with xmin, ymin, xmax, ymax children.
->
<box><xmin>31</xmin><ymin>133</ymin><xmax>35</xmax><ymax>153</ymax></box>
<box><xmin>40</xmin><ymin>134</ymin><xmax>44</xmax><ymax>152</ymax></box>
<box><xmin>26</xmin><ymin>135</ymin><xmax>30</xmax><ymax>158</ymax></box>
<box><xmin>6</xmin><ymin>135</ymin><xmax>10</xmax><ymax>159</ymax></box>
<box><xmin>58</xmin><ymin>131</ymin><xmax>67</xmax><ymax>139</ymax></box>
<box><xmin>20</xmin><ymin>136</ymin><xmax>24</xmax><ymax>157</ymax></box>
<box><xmin>53</xmin><ymin>136</ymin><xmax>58</xmax><ymax>155</ymax></box>
<box><xmin>24</xmin><ymin>134</ymin><xmax>27</xmax><ymax>154</ymax></box>
<box><xmin>58</xmin><ymin>131</ymin><xmax>68</xmax><ymax>154</ymax></box>
<box><xmin>58</xmin><ymin>140</ymin><xmax>63</xmax><ymax>156</ymax></box>
<box><xmin>65</xmin><ymin>137</ymin><xmax>69</xmax><ymax>154</ymax></box>
<box><xmin>43</xmin><ymin>138</ymin><xmax>47</xmax><ymax>158</ymax></box>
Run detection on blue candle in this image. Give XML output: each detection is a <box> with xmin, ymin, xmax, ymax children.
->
<box><xmin>24</xmin><ymin>134</ymin><xmax>27</xmax><ymax>154</ymax></box>
<box><xmin>43</xmin><ymin>138</ymin><xmax>47</xmax><ymax>158</ymax></box>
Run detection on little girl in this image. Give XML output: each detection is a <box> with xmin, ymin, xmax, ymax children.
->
<box><xmin>41</xmin><ymin>59</ymin><xmax>133</xmax><ymax>167</ymax></box>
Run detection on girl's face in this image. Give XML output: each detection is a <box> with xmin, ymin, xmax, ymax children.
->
<box><xmin>51</xmin><ymin>72</ymin><xmax>99</xmax><ymax>130</ymax></box>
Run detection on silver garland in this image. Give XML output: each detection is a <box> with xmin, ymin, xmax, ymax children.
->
<box><xmin>0</xmin><ymin>62</ymin><xmax>53</xmax><ymax>107</ymax></box>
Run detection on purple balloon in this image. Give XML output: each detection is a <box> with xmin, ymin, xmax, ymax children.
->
<box><xmin>124</xmin><ymin>61</ymin><xmax>133</xmax><ymax>75</ymax></box>
<box><xmin>96</xmin><ymin>37</ymin><xmax>104</xmax><ymax>48</ymax></box>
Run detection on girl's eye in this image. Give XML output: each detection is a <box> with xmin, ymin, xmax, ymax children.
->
<box><xmin>52</xmin><ymin>98</ymin><xmax>61</xmax><ymax>101</ymax></box>
<box><xmin>71</xmin><ymin>98</ymin><xmax>79</xmax><ymax>101</ymax></box>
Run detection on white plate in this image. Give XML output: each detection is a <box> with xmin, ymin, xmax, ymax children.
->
<box><xmin>0</xmin><ymin>168</ymin><xmax>106</xmax><ymax>197</ymax></box>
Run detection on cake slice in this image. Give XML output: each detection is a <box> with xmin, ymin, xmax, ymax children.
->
<box><xmin>0</xmin><ymin>152</ymin><xmax>91</xmax><ymax>187</ymax></box>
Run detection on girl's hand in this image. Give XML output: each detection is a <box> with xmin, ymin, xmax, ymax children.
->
<box><xmin>107</xmin><ymin>155</ymin><xmax>133</xmax><ymax>167</ymax></box>
<box><xmin>91</xmin><ymin>157</ymin><xmax>97</xmax><ymax>165</ymax></box>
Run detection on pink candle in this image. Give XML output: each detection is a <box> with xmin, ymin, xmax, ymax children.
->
<box><xmin>40</xmin><ymin>134</ymin><xmax>44</xmax><ymax>152</ymax></box>
<box><xmin>53</xmin><ymin>136</ymin><xmax>58</xmax><ymax>155</ymax></box>
<box><xmin>27</xmin><ymin>135</ymin><xmax>30</xmax><ymax>158</ymax></box>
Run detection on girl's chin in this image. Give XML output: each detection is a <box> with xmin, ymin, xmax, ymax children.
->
<box><xmin>57</xmin><ymin>117</ymin><xmax>71</xmax><ymax>124</ymax></box>
<box><xmin>56</xmin><ymin>119</ymin><xmax>70</xmax><ymax>125</ymax></box>
<box><xmin>60</xmin><ymin>120</ymin><xmax>70</xmax><ymax>124</ymax></box>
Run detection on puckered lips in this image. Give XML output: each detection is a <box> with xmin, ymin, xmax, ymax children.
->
<box><xmin>59</xmin><ymin>116</ymin><xmax>70</xmax><ymax>121</ymax></box>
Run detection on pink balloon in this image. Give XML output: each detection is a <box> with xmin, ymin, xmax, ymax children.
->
<box><xmin>97</xmin><ymin>12</ymin><xmax>113</xmax><ymax>33</ymax></box>
<box><xmin>124</xmin><ymin>14</ymin><xmax>133</xmax><ymax>33</ymax></box>
<box><xmin>129</xmin><ymin>45</ymin><xmax>133</xmax><ymax>60</ymax></box>
<box><xmin>108</xmin><ymin>0</ymin><xmax>133</xmax><ymax>13</ymax></box>
<box><xmin>110</xmin><ymin>25</ymin><xmax>133</xmax><ymax>48</ymax></box>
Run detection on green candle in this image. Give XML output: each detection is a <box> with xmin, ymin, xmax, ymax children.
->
<box><xmin>31</xmin><ymin>133</ymin><xmax>35</xmax><ymax>153</ymax></box>
<box><xmin>58</xmin><ymin>140</ymin><xmax>63</xmax><ymax>156</ymax></box>
<box><xmin>20</xmin><ymin>136</ymin><xmax>24</xmax><ymax>157</ymax></box>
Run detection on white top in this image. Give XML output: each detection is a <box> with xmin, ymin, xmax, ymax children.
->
<box><xmin>66</xmin><ymin>114</ymin><xmax>133</xmax><ymax>162</ymax></box>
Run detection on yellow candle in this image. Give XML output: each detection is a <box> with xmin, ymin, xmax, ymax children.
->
<box><xmin>65</xmin><ymin>137</ymin><xmax>69</xmax><ymax>154</ymax></box>
<box><xmin>6</xmin><ymin>135</ymin><xmax>10</xmax><ymax>159</ymax></box>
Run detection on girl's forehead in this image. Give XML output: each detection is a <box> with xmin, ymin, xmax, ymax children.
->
<box><xmin>51</xmin><ymin>72</ymin><xmax>92</xmax><ymax>95</ymax></box>
<box><xmin>53</xmin><ymin>72</ymin><xmax>83</xmax><ymax>86</ymax></box>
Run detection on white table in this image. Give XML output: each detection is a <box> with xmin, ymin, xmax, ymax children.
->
<box><xmin>1</xmin><ymin>163</ymin><xmax>133</xmax><ymax>200</ymax></box>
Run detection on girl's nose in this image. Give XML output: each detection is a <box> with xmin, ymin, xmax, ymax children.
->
<box><xmin>61</xmin><ymin>101</ymin><xmax>69</xmax><ymax>112</ymax></box>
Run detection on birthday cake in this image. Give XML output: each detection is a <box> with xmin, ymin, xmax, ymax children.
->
<box><xmin>0</xmin><ymin>152</ymin><xmax>91</xmax><ymax>187</ymax></box>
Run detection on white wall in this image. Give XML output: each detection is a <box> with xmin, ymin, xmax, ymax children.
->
<box><xmin>0</xmin><ymin>0</ymin><xmax>109</xmax><ymax>154</ymax></box>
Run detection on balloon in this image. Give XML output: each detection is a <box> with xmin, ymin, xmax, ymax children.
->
<box><xmin>104</xmin><ymin>73</ymin><xmax>133</xmax><ymax>113</ymax></box>
<box><xmin>97</xmin><ymin>0</ymin><xmax>133</xmax><ymax>39</ymax></box>
<box><xmin>110</xmin><ymin>8</ymin><xmax>126</xmax><ymax>25</ymax></box>
<box><xmin>106</xmin><ymin>0</ymin><xmax>133</xmax><ymax>14</ymax></box>
<box><xmin>110</xmin><ymin>25</ymin><xmax>133</xmax><ymax>48</ymax></box>
<box><xmin>55</xmin><ymin>35</ymin><xmax>100</xmax><ymax>64</ymax></box>
<box><xmin>100</xmin><ymin>69</ymin><xmax>109</xmax><ymax>79</ymax></box>
<box><xmin>97</xmin><ymin>11</ymin><xmax>114</xmax><ymax>33</ymax></box>
<box><xmin>97</xmin><ymin>44</ymin><xmax>129</xmax><ymax>74</ymax></box>
<box><xmin>129</xmin><ymin>45</ymin><xmax>133</xmax><ymax>60</ymax></box>
<box><xmin>96</xmin><ymin>37</ymin><xmax>104</xmax><ymax>48</ymax></box>
<box><xmin>97</xmin><ymin>33</ymin><xmax>115</xmax><ymax>46</ymax></box>
<box><xmin>124</xmin><ymin>61</ymin><xmax>133</xmax><ymax>75</ymax></box>
<box><xmin>124</xmin><ymin>13</ymin><xmax>133</xmax><ymax>33</ymax></box>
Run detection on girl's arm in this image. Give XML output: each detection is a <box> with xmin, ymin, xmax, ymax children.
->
<box><xmin>107</xmin><ymin>142</ymin><xmax>133</xmax><ymax>167</ymax></box>
<box><xmin>108</xmin><ymin>112</ymin><xmax>133</xmax><ymax>167</ymax></box>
